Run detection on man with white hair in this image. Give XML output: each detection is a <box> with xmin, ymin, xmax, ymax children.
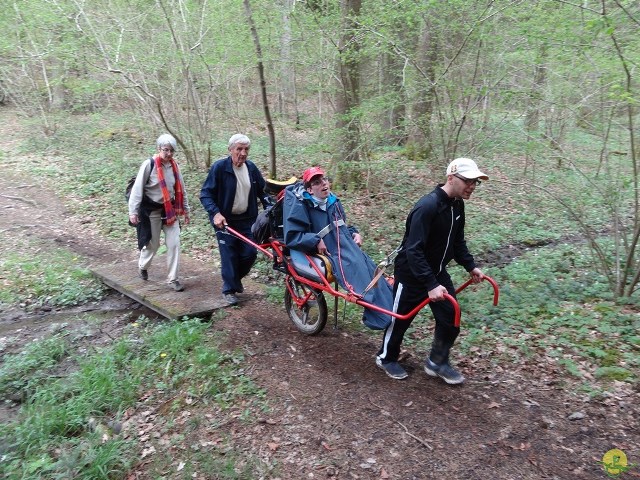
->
<box><xmin>200</xmin><ymin>134</ymin><xmax>269</xmax><ymax>305</ymax></box>
<box><xmin>128</xmin><ymin>134</ymin><xmax>190</xmax><ymax>291</ymax></box>
<box><xmin>376</xmin><ymin>158</ymin><xmax>488</xmax><ymax>383</ymax></box>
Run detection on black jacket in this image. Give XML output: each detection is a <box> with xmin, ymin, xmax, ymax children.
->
<box><xmin>394</xmin><ymin>185</ymin><xmax>476</xmax><ymax>291</ymax></box>
<box><xmin>136</xmin><ymin>196</ymin><xmax>164</xmax><ymax>250</ymax></box>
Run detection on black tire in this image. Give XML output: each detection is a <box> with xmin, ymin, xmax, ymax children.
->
<box><xmin>284</xmin><ymin>277</ymin><xmax>328</xmax><ymax>335</ymax></box>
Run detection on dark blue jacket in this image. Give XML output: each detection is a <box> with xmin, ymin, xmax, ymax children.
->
<box><xmin>200</xmin><ymin>156</ymin><xmax>268</xmax><ymax>226</ymax></box>
<box><xmin>283</xmin><ymin>183</ymin><xmax>393</xmax><ymax>330</ymax></box>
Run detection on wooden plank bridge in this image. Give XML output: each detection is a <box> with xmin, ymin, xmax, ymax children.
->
<box><xmin>91</xmin><ymin>255</ymin><xmax>264</xmax><ymax>319</ymax></box>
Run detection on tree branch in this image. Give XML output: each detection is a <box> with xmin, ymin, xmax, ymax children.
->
<box><xmin>0</xmin><ymin>194</ymin><xmax>37</xmax><ymax>206</ymax></box>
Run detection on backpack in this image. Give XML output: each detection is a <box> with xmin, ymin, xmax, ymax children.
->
<box><xmin>125</xmin><ymin>157</ymin><xmax>155</xmax><ymax>202</ymax></box>
<box><xmin>251</xmin><ymin>204</ymin><xmax>273</xmax><ymax>245</ymax></box>
<box><xmin>250</xmin><ymin>184</ymin><xmax>292</xmax><ymax>244</ymax></box>
<box><xmin>268</xmin><ymin>194</ymin><xmax>286</xmax><ymax>240</ymax></box>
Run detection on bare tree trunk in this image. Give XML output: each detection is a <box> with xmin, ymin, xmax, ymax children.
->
<box><xmin>381</xmin><ymin>52</ymin><xmax>406</xmax><ymax>145</ymax></box>
<box><xmin>50</xmin><ymin>58</ymin><xmax>66</xmax><ymax>111</ymax></box>
<box><xmin>280</xmin><ymin>0</ymin><xmax>299</xmax><ymax>126</ymax></box>
<box><xmin>244</xmin><ymin>0</ymin><xmax>277</xmax><ymax>179</ymax></box>
<box><xmin>407</xmin><ymin>16</ymin><xmax>437</xmax><ymax>160</ymax></box>
<box><xmin>524</xmin><ymin>44</ymin><xmax>547</xmax><ymax>175</ymax></box>
<box><xmin>335</xmin><ymin>0</ymin><xmax>362</xmax><ymax>183</ymax></box>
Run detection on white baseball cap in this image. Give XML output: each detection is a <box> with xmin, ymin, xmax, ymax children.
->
<box><xmin>446</xmin><ymin>158</ymin><xmax>489</xmax><ymax>180</ymax></box>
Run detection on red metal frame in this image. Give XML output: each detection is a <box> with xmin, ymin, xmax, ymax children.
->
<box><xmin>456</xmin><ymin>276</ymin><xmax>499</xmax><ymax>306</ymax></box>
<box><xmin>224</xmin><ymin>225</ymin><xmax>499</xmax><ymax>328</ymax></box>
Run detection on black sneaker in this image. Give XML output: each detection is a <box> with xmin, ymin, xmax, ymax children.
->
<box><xmin>376</xmin><ymin>357</ymin><xmax>408</xmax><ymax>380</ymax></box>
<box><xmin>223</xmin><ymin>293</ymin><xmax>238</xmax><ymax>305</ymax></box>
<box><xmin>424</xmin><ymin>359</ymin><xmax>465</xmax><ymax>385</ymax></box>
<box><xmin>169</xmin><ymin>280</ymin><xmax>184</xmax><ymax>292</ymax></box>
<box><xmin>139</xmin><ymin>269</ymin><xmax>148</xmax><ymax>280</ymax></box>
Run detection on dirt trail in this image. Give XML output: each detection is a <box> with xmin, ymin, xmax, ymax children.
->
<box><xmin>0</xmin><ymin>108</ymin><xmax>637</xmax><ymax>479</ymax></box>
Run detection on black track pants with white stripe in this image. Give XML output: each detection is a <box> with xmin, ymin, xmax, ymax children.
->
<box><xmin>377</xmin><ymin>271</ymin><xmax>460</xmax><ymax>364</ymax></box>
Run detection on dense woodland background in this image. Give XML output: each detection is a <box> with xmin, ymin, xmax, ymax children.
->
<box><xmin>1</xmin><ymin>0</ymin><xmax>639</xmax><ymax>297</ymax></box>
<box><xmin>1</xmin><ymin>3</ymin><xmax>639</xmax><ymax>477</ymax></box>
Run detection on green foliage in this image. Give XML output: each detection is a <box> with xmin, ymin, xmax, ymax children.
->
<box><xmin>1</xmin><ymin>341</ymin><xmax>137</xmax><ymax>479</ymax></box>
<box><xmin>137</xmin><ymin>321</ymin><xmax>259</xmax><ymax>406</ymax></box>
<box><xmin>122</xmin><ymin>319</ymin><xmax>265</xmax><ymax>405</ymax></box>
<box><xmin>0</xmin><ymin>335</ymin><xmax>69</xmax><ymax>399</ymax></box>
<box><xmin>0</xmin><ymin>243</ymin><xmax>106</xmax><ymax>311</ymax></box>
<box><xmin>595</xmin><ymin>366</ymin><xmax>633</xmax><ymax>381</ymax></box>
<box><xmin>0</xmin><ymin>319</ymin><xmax>265</xmax><ymax>480</ymax></box>
<box><xmin>265</xmin><ymin>285</ymin><xmax>284</xmax><ymax>304</ymax></box>
<box><xmin>456</xmin><ymin>244</ymin><xmax>638</xmax><ymax>385</ymax></box>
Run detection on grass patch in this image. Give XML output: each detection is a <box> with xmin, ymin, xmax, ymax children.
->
<box><xmin>0</xmin><ymin>335</ymin><xmax>69</xmax><ymax>399</ymax></box>
<box><xmin>0</xmin><ymin>241</ymin><xmax>105</xmax><ymax>311</ymax></box>
<box><xmin>0</xmin><ymin>318</ymin><xmax>267</xmax><ymax>480</ymax></box>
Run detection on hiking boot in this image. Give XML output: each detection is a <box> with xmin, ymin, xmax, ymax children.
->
<box><xmin>139</xmin><ymin>268</ymin><xmax>148</xmax><ymax>280</ymax></box>
<box><xmin>424</xmin><ymin>359</ymin><xmax>465</xmax><ymax>385</ymax></box>
<box><xmin>376</xmin><ymin>357</ymin><xmax>408</xmax><ymax>380</ymax></box>
<box><xmin>169</xmin><ymin>280</ymin><xmax>184</xmax><ymax>292</ymax></box>
<box><xmin>223</xmin><ymin>293</ymin><xmax>238</xmax><ymax>305</ymax></box>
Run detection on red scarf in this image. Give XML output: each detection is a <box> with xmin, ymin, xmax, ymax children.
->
<box><xmin>154</xmin><ymin>155</ymin><xmax>185</xmax><ymax>225</ymax></box>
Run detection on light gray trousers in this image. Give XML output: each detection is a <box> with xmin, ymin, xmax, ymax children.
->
<box><xmin>138</xmin><ymin>210</ymin><xmax>181</xmax><ymax>282</ymax></box>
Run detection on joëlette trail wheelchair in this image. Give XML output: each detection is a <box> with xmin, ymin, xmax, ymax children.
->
<box><xmin>223</xmin><ymin>178</ymin><xmax>499</xmax><ymax>335</ymax></box>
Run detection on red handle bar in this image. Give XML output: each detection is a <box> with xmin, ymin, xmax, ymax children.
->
<box><xmin>223</xmin><ymin>225</ymin><xmax>274</xmax><ymax>259</ymax></box>
<box><xmin>455</xmin><ymin>276</ymin><xmax>500</xmax><ymax>306</ymax></box>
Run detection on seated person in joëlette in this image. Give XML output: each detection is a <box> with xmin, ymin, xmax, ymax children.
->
<box><xmin>282</xmin><ymin>166</ymin><xmax>393</xmax><ymax>330</ymax></box>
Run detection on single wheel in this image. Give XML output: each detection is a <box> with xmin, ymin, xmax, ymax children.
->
<box><xmin>284</xmin><ymin>277</ymin><xmax>328</xmax><ymax>335</ymax></box>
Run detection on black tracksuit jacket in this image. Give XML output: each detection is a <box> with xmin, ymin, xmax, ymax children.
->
<box><xmin>394</xmin><ymin>185</ymin><xmax>477</xmax><ymax>290</ymax></box>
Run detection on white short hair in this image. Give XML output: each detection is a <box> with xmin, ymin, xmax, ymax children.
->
<box><xmin>156</xmin><ymin>134</ymin><xmax>177</xmax><ymax>150</ymax></box>
<box><xmin>228</xmin><ymin>133</ymin><xmax>250</xmax><ymax>149</ymax></box>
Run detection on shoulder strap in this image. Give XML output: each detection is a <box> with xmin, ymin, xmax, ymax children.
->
<box><xmin>143</xmin><ymin>157</ymin><xmax>155</xmax><ymax>185</ymax></box>
<box><xmin>316</xmin><ymin>219</ymin><xmax>346</xmax><ymax>239</ymax></box>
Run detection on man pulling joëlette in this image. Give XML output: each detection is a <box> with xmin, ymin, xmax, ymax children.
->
<box><xmin>376</xmin><ymin>157</ymin><xmax>488</xmax><ymax>384</ymax></box>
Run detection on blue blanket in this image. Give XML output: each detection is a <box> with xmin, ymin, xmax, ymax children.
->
<box><xmin>283</xmin><ymin>184</ymin><xmax>393</xmax><ymax>330</ymax></box>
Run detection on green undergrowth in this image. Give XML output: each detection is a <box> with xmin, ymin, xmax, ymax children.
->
<box><xmin>0</xmin><ymin>234</ymin><xmax>106</xmax><ymax>312</ymax></box>
<box><xmin>0</xmin><ymin>335</ymin><xmax>69</xmax><ymax>399</ymax></box>
<box><xmin>0</xmin><ymin>317</ymin><xmax>268</xmax><ymax>480</ymax></box>
<box><xmin>453</xmin><ymin>244</ymin><xmax>639</xmax><ymax>392</ymax></box>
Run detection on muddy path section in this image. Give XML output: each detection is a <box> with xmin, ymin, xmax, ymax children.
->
<box><xmin>212</xmin><ymin>298</ymin><xmax>632</xmax><ymax>479</ymax></box>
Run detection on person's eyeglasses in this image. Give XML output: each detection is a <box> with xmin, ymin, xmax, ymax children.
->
<box><xmin>454</xmin><ymin>174</ymin><xmax>481</xmax><ymax>186</ymax></box>
<box><xmin>161</xmin><ymin>147</ymin><xmax>175</xmax><ymax>153</ymax></box>
<box><xmin>310</xmin><ymin>176</ymin><xmax>329</xmax><ymax>187</ymax></box>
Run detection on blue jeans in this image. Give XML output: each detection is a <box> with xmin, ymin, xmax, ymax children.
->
<box><xmin>215</xmin><ymin>218</ymin><xmax>257</xmax><ymax>294</ymax></box>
